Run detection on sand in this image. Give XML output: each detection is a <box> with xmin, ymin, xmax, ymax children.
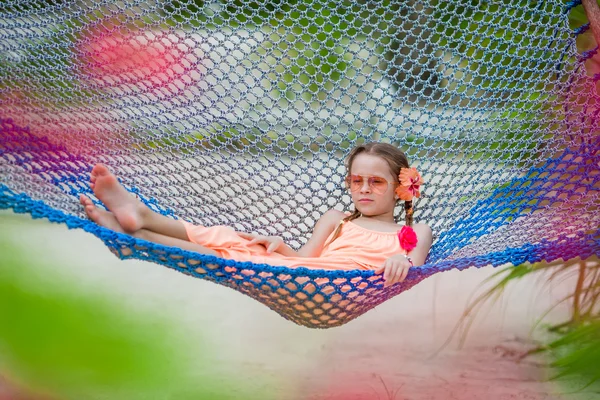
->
<box><xmin>1</xmin><ymin>210</ymin><xmax>598</xmax><ymax>400</ymax></box>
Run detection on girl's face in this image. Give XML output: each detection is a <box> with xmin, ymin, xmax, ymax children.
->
<box><xmin>348</xmin><ymin>153</ymin><xmax>398</xmax><ymax>218</ymax></box>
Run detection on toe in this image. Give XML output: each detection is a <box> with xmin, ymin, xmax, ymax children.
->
<box><xmin>85</xmin><ymin>205</ymin><xmax>98</xmax><ymax>221</ymax></box>
<box><xmin>80</xmin><ymin>195</ymin><xmax>92</xmax><ymax>206</ymax></box>
<box><xmin>92</xmin><ymin>163</ymin><xmax>110</xmax><ymax>177</ymax></box>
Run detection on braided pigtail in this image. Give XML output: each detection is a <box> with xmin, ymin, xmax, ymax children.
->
<box><xmin>323</xmin><ymin>209</ymin><xmax>361</xmax><ymax>248</ymax></box>
<box><xmin>404</xmin><ymin>200</ymin><xmax>414</xmax><ymax>227</ymax></box>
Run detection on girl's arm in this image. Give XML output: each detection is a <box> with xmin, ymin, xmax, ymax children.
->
<box><xmin>273</xmin><ymin>209</ymin><xmax>346</xmax><ymax>258</ymax></box>
<box><xmin>376</xmin><ymin>223</ymin><xmax>433</xmax><ymax>286</ymax></box>
<box><xmin>407</xmin><ymin>223</ymin><xmax>433</xmax><ymax>266</ymax></box>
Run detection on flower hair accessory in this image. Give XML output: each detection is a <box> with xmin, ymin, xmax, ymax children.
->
<box><xmin>395</xmin><ymin>167</ymin><xmax>423</xmax><ymax>201</ymax></box>
<box><xmin>397</xmin><ymin>225</ymin><xmax>418</xmax><ymax>253</ymax></box>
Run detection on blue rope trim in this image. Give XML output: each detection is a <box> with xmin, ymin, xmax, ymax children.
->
<box><xmin>574</xmin><ymin>23</ymin><xmax>590</xmax><ymax>35</ymax></box>
<box><xmin>579</xmin><ymin>46</ymin><xmax>599</xmax><ymax>62</ymax></box>
<box><xmin>2</xmin><ymin>184</ymin><xmax>598</xmax><ymax>280</ymax></box>
<box><xmin>430</xmin><ymin>146</ymin><xmax>600</xmax><ymax>264</ymax></box>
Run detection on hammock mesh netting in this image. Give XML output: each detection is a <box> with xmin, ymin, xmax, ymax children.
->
<box><xmin>1</xmin><ymin>0</ymin><xmax>599</xmax><ymax>328</ymax></box>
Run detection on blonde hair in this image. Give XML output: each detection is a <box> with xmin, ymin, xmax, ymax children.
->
<box><xmin>326</xmin><ymin>142</ymin><xmax>413</xmax><ymax>246</ymax></box>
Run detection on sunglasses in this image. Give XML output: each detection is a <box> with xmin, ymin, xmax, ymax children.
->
<box><xmin>345</xmin><ymin>174</ymin><xmax>397</xmax><ymax>195</ymax></box>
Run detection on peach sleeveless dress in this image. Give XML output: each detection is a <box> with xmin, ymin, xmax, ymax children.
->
<box><xmin>181</xmin><ymin>219</ymin><xmax>406</xmax><ymax>270</ymax></box>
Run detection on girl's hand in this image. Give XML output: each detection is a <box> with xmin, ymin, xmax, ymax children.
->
<box><xmin>237</xmin><ymin>232</ymin><xmax>284</xmax><ymax>254</ymax></box>
<box><xmin>375</xmin><ymin>254</ymin><xmax>412</xmax><ymax>287</ymax></box>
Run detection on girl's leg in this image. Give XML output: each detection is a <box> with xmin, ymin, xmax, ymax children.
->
<box><xmin>81</xmin><ymin>199</ymin><xmax>218</xmax><ymax>256</ymax></box>
<box><xmin>86</xmin><ymin>164</ymin><xmax>189</xmax><ymax>241</ymax></box>
<box><xmin>133</xmin><ymin>229</ymin><xmax>219</xmax><ymax>256</ymax></box>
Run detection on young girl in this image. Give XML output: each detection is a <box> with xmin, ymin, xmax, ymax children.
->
<box><xmin>80</xmin><ymin>142</ymin><xmax>433</xmax><ymax>287</ymax></box>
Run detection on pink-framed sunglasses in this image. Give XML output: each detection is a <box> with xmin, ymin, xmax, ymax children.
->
<box><xmin>345</xmin><ymin>174</ymin><xmax>397</xmax><ymax>195</ymax></box>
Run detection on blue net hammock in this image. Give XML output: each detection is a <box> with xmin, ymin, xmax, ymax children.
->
<box><xmin>1</xmin><ymin>0</ymin><xmax>599</xmax><ymax>328</ymax></box>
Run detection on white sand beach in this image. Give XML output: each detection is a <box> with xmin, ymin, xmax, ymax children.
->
<box><xmin>1</xmin><ymin>210</ymin><xmax>597</xmax><ymax>400</ymax></box>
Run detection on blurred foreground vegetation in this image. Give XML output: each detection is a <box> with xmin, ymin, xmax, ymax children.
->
<box><xmin>0</xmin><ymin>224</ymin><xmax>270</xmax><ymax>400</ymax></box>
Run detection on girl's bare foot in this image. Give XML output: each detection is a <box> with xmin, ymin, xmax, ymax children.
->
<box><xmin>79</xmin><ymin>195</ymin><xmax>125</xmax><ymax>233</ymax></box>
<box><xmin>89</xmin><ymin>164</ymin><xmax>145</xmax><ymax>233</ymax></box>
<box><xmin>80</xmin><ymin>196</ymin><xmax>133</xmax><ymax>257</ymax></box>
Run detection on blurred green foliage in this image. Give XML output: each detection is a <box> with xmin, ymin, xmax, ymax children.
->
<box><xmin>0</xmin><ymin>231</ymin><xmax>270</xmax><ymax>400</ymax></box>
<box><xmin>546</xmin><ymin>321</ymin><xmax>600</xmax><ymax>391</ymax></box>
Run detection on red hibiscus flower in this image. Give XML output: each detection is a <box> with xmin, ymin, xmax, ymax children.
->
<box><xmin>397</xmin><ymin>225</ymin><xmax>418</xmax><ymax>252</ymax></box>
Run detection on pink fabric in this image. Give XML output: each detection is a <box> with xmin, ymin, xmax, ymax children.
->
<box><xmin>181</xmin><ymin>220</ymin><xmax>406</xmax><ymax>271</ymax></box>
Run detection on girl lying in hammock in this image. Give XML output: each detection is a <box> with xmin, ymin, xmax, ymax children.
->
<box><xmin>80</xmin><ymin>142</ymin><xmax>433</xmax><ymax>287</ymax></box>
